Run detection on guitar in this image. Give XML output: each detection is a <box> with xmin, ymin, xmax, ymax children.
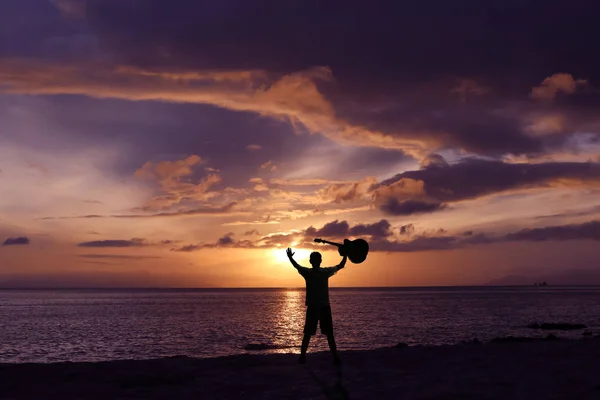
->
<box><xmin>313</xmin><ymin>238</ymin><xmax>369</xmax><ymax>264</ymax></box>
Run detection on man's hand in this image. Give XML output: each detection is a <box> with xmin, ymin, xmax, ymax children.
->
<box><xmin>286</xmin><ymin>248</ymin><xmax>302</xmax><ymax>270</ymax></box>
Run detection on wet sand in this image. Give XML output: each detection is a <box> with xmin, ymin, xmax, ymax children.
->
<box><xmin>2</xmin><ymin>338</ymin><xmax>600</xmax><ymax>399</ymax></box>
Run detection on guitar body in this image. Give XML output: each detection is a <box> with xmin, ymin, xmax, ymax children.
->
<box><xmin>339</xmin><ymin>239</ymin><xmax>369</xmax><ymax>264</ymax></box>
<box><xmin>314</xmin><ymin>237</ymin><xmax>369</xmax><ymax>264</ymax></box>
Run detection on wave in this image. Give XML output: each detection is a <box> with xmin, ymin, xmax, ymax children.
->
<box><xmin>243</xmin><ymin>343</ymin><xmax>298</xmax><ymax>351</ymax></box>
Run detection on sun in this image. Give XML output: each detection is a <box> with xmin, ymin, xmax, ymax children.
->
<box><xmin>271</xmin><ymin>246</ymin><xmax>311</xmax><ymax>264</ymax></box>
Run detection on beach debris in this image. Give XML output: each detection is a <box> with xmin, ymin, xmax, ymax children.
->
<box><xmin>527</xmin><ymin>322</ymin><xmax>587</xmax><ymax>330</ymax></box>
<box><xmin>491</xmin><ymin>336</ymin><xmax>538</xmax><ymax>343</ymax></box>
<box><xmin>491</xmin><ymin>335</ymin><xmax>562</xmax><ymax>344</ymax></box>
<box><xmin>392</xmin><ymin>342</ymin><xmax>409</xmax><ymax>348</ymax></box>
<box><xmin>461</xmin><ymin>338</ymin><xmax>482</xmax><ymax>345</ymax></box>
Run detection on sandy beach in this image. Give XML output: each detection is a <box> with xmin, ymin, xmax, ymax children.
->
<box><xmin>2</xmin><ymin>336</ymin><xmax>600</xmax><ymax>399</ymax></box>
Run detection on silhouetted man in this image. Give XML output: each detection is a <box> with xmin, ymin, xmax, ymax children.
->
<box><xmin>286</xmin><ymin>247</ymin><xmax>346</xmax><ymax>365</ymax></box>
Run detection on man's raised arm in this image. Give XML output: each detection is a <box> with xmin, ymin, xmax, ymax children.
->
<box><xmin>336</xmin><ymin>255</ymin><xmax>347</xmax><ymax>271</ymax></box>
<box><xmin>286</xmin><ymin>248</ymin><xmax>302</xmax><ymax>270</ymax></box>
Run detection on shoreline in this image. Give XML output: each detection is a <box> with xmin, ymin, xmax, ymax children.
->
<box><xmin>2</xmin><ymin>337</ymin><xmax>600</xmax><ymax>399</ymax></box>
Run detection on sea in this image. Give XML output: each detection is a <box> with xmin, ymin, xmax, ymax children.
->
<box><xmin>1</xmin><ymin>286</ymin><xmax>600</xmax><ymax>363</ymax></box>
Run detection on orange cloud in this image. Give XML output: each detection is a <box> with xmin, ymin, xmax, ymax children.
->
<box><xmin>134</xmin><ymin>155</ymin><xmax>221</xmax><ymax>210</ymax></box>
<box><xmin>451</xmin><ymin>78</ymin><xmax>490</xmax><ymax>102</ymax></box>
<box><xmin>135</xmin><ymin>155</ymin><xmax>203</xmax><ymax>186</ymax></box>
<box><xmin>318</xmin><ymin>177</ymin><xmax>378</xmax><ymax>203</ymax></box>
<box><xmin>260</xmin><ymin>160</ymin><xmax>277</xmax><ymax>171</ymax></box>
<box><xmin>530</xmin><ymin>73</ymin><xmax>589</xmax><ymax>101</ymax></box>
<box><xmin>525</xmin><ymin>114</ymin><xmax>566</xmax><ymax>136</ymax></box>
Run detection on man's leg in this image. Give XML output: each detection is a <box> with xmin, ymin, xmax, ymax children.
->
<box><xmin>326</xmin><ymin>334</ymin><xmax>337</xmax><ymax>354</ymax></box>
<box><xmin>299</xmin><ymin>333</ymin><xmax>311</xmax><ymax>362</ymax></box>
<box><xmin>321</xmin><ymin>306</ymin><xmax>341</xmax><ymax>365</ymax></box>
<box><xmin>300</xmin><ymin>306</ymin><xmax>317</xmax><ymax>364</ymax></box>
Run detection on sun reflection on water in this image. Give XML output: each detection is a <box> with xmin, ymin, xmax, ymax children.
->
<box><xmin>272</xmin><ymin>289</ymin><xmax>304</xmax><ymax>353</ymax></box>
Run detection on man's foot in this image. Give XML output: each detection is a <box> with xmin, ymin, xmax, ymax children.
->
<box><xmin>298</xmin><ymin>354</ymin><xmax>306</xmax><ymax>364</ymax></box>
<box><xmin>333</xmin><ymin>355</ymin><xmax>341</xmax><ymax>365</ymax></box>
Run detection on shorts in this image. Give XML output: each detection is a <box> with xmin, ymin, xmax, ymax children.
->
<box><xmin>303</xmin><ymin>304</ymin><xmax>334</xmax><ymax>336</ymax></box>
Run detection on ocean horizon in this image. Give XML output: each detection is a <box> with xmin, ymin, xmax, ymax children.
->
<box><xmin>1</xmin><ymin>284</ymin><xmax>597</xmax><ymax>290</ymax></box>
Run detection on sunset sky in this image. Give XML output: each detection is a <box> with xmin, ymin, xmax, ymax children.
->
<box><xmin>1</xmin><ymin>0</ymin><xmax>600</xmax><ymax>287</ymax></box>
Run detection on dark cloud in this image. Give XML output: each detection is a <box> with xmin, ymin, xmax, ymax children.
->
<box><xmin>217</xmin><ymin>233</ymin><xmax>235</xmax><ymax>246</ymax></box>
<box><xmin>373</xmin><ymin>159</ymin><xmax>600</xmax><ymax>215</ymax></box>
<box><xmin>504</xmin><ymin>221</ymin><xmax>600</xmax><ymax>242</ymax></box>
<box><xmin>400</xmin><ymin>224</ymin><xmax>415</xmax><ymax>236</ymax></box>
<box><xmin>78</xmin><ymin>254</ymin><xmax>162</xmax><ymax>260</ymax></box>
<box><xmin>77</xmin><ymin>239</ymin><xmax>145</xmax><ymax>248</ymax></box>
<box><xmin>349</xmin><ymin>219</ymin><xmax>392</xmax><ymax>238</ymax></box>
<box><xmin>76</xmin><ymin>238</ymin><xmax>176</xmax><ymax>248</ymax></box>
<box><xmin>341</xmin><ymin>98</ymin><xmax>548</xmax><ymax>156</ymax></box>
<box><xmin>71</xmin><ymin>1</ymin><xmax>595</xmax><ymax>158</ymax></box>
<box><xmin>374</xmin><ymin>221</ymin><xmax>600</xmax><ymax>252</ymax></box>
<box><xmin>378</xmin><ymin>199</ymin><xmax>447</xmax><ymax>216</ymax></box>
<box><xmin>370</xmin><ymin>236</ymin><xmax>457</xmax><ymax>252</ymax></box>
<box><xmin>172</xmin><ymin>232</ymin><xmax>256</xmax><ymax>252</ymax></box>
<box><xmin>172</xmin><ymin>218</ymin><xmax>600</xmax><ymax>253</ymax></box>
<box><xmin>173</xmin><ymin>219</ymin><xmax>394</xmax><ymax>252</ymax></box>
<box><xmin>82</xmin><ymin>199</ymin><xmax>103</xmax><ymax>204</ymax></box>
<box><xmin>534</xmin><ymin>205</ymin><xmax>600</xmax><ymax>220</ymax></box>
<box><xmin>40</xmin><ymin>202</ymin><xmax>241</xmax><ymax>220</ymax></box>
<box><xmin>306</xmin><ymin>220</ymin><xmax>349</xmax><ymax>238</ymax></box>
<box><xmin>369</xmin><ymin>231</ymin><xmax>493</xmax><ymax>252</ymax></box>
<box><xmin>305</xmin><ymin>219</ymin><xmax>393</xmax><ymax>239</ymax></box>
<box><xmin>3</xmin><ymin>237</ymin><xmax>30</xmax><ymax>246</ymax></box>
<box><xmin>85</xmin><ymin>0</ymin><xmax>599</xmax><ymax>83</ymax></box>
<box><xmin>172</xmin><ymin>244</ymin><xmax>202</xmax><ymax>252</ymax></box>
<box><xmin>120</xmin><ymin>203</ymin><xmax>240</xmax><ymax>218</ymax></box>
<box><xmin>373</xmin><ymin>220</ymin><xmax>600</xmax><ymax>252</ymax></box>
<box><xmin>82</xmin><ymin>261</ymin><xmax>121</xmax><ymax>266</ymax></box>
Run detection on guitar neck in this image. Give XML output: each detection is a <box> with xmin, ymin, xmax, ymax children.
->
<box><xmin>317</xmin><ymin>239</ymin><xmax>342</xmax><ymax>248</ymax></box>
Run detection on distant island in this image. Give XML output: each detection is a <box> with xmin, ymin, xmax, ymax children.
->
<box><xmin>485</xmin><ymin>269</ymin><xmax>600</xmax><ymax>286</ymax></box>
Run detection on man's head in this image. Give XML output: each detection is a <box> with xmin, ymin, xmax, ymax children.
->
<box><xmin>309</xmin><ymin>251</ymin><xmax>322</xmax><ymax>268</ymax></box>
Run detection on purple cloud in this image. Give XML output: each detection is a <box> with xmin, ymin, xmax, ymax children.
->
<box><xmin>77</xmin><ymin>239</ymin><xmax>145</xmax><ymax>248</ymax></box>
<box><xmin>504</xmin><ymin>221</ymin><xmax>600</xmax><ymax>242</ymax></box>
<box><xmin>3</xmin><ymin>237</ymin><xmax>30</xmax><ymax>246</ymax></box>
<box><xmin>78</xmin><ymin>254</ymin><xmax>162</xmax><ymax>260</ymax></box>
<box><xmin>378</xmin><ymin>199</ymin><xmax>447</xmax><ymax>216</ymax></box>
